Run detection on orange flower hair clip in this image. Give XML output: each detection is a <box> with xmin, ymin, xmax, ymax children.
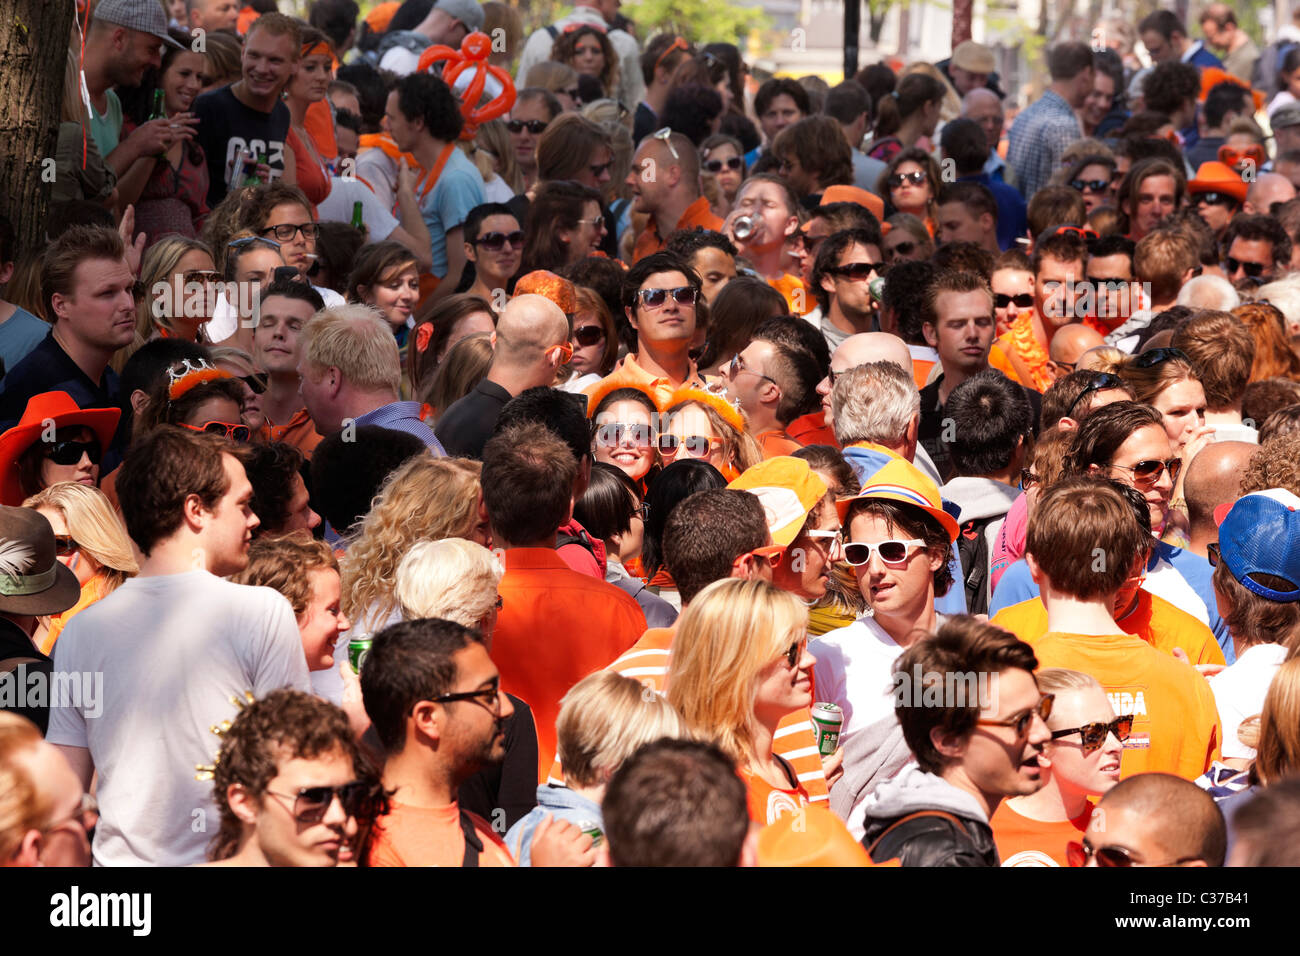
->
<box><xmin>415</xmin><ymin>322</ymin><xmax>434</xmax><ymax>353</ymax></box>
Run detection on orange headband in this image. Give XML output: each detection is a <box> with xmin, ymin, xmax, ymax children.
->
<box><xmin>664</xmin><ymin>386</ymin><xmax>747</xmax><ymax>434</ymax></box>
<box><xmin>301</xmin><ymin>41</ymin><xmax>332</xmax><ymax>58</ymax></box>
<box><xmin>167</xmin><ymin>359</ymin><xmax>232</xmax><ymax>402</ymax></box>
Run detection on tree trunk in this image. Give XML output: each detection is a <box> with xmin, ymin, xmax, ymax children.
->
<box><xmin>0</xmin><ymin>0</ymin><xmax>75</xmax><ymax>252</ymax></box>
<box><xmin>952</xmin><ymin>0</ymin><xmax>971</xmax><ymax>47</ymax></box>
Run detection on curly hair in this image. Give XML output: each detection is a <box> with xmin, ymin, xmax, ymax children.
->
<box><xmin>208</xmin><ymin>688</ymin><xmax>384</xmax><ymax>863</ymax></box>
<box><xmin>231</xmin><ymin>534</ymin><xmax>339</xmax><ymax>618</ymax></box>
<box><xmin>551</xmin><ymin>24</ymin><xmax>620</xmax><ymax>98</ymax></box>
<box><xmin>340</xmin><ymin>456</ymin><xmax>484</xmax><ymax>627</ymax></box>
<box><xmin>1239</xmin><ymin>433</ymin><xmax>1300</xmax><ymax>497</ymax></box>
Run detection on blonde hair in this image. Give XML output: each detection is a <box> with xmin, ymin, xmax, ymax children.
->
<box><xmin>1034</xmin><ymin>668</ymin><xmax>1105</xmax><ymax>734</ymax></box>
<box><xmin>557</xmin><ymin>671</ymin><xmax>689</xmax><ymax>789</ymax></box>
<box><xmin>395</xmin><ymin>537</ymin><xmax>503</xmax><ymax>627</ymax></box>
<box><xmin>1253</xmin><ymin>656</ymin><xmax>1300</xmax><ymax>785</ymax></box>
<box><xmin>302</xmin><ymin>304</ymin><xmax>401</xmax><ymax>394</ymax></box>
<box><xmin>666</xmin><ymin>578</ymin><xmax>808</xmax><ymax>766</ymax></box>
<box><xmin>663</xmin><ymin>398</ymin><xmax>762</xmax><ymax>475</ymax></box>
<box><xmin>474</xmin><ymin>119</ymin><xmax>524</xmax><ymax>194</ymax></box>
<box><xmin>23</xmin><ymin>482</ymin><xmax>138</xmax><ymax>588</ymax></box>
<box><xmin>135</xmin><ymin>236</ymin><xmax>215</xmax><ymax>341</ymax></box>
<box><xmin>0</xmin><ymin>713</ymin><xmax>51</xmax><ymax>860</ymax></box>
<box><xmin>341</xmin><ymin>457</ymin><xmax>483</xmax><ymax>624</ymax></box>
<box><xmin>209</xmin><ymin>345</ymin><xmax>259</xmax><ymax>378</ymax></box>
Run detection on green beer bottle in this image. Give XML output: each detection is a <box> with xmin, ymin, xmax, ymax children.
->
<box><xmin>150</xmin><ymin>89</ymin><xmax>167</xmax><ymax>159</ymax></box>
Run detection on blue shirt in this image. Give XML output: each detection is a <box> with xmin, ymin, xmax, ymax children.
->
<box><xmin>420</xmin><ymin>147</ymin><xmax>485</xmax><ymax>279</ymax></box>
<box><xmin>0</xmin><ymin>306</ymin><xmax>50</xmax><ymax>374</ymax></box>
<box><xmin>353</xmin><ymin>401</ymin><xmax>445</xmax><ymax>455</ymax></box>
<box><xmin>958</xmin><ymin>172</ymin><xmax>1029</xmax><ymax>251</ymax></box>
<box><xmin>1182</xmin><ymin>41</ymin><xmax>1224</xmax><ymax>70</ymax></box>
<box><xmin>1007</xmin><ymin>89</ymin><xmax>1081</xmax><ymax>200</ymax></box>
<box><xmin>1166</xmin><ymin>547</ymin><xmax>1233</xmax><ymax>664</ymax></box>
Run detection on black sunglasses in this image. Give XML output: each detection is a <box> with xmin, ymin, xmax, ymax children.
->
<box><xmin>1050</xmin><ymin>714</ymin><xmax>1134</xmax><ymax>755</ymax></box>
<box><xmin>1064</xmin><ymin>372</ymin><xmax>1125</xmax><ymax>419</ymax></box>
<box><xmin>264</xmin><ymin>781</ymin><xmax>377</xmax><ymax>824</ymax></box>
<box><xmin>886</xmin><ymin>240</ymin><xmax>916</xmax><ymax>258</ymax></box>
<box><xmin>993</xmin><ymin>292</ymin><xmax>1034</xmax><ymax>309</ymax></box>
<box><xmin>1194</xmin><ymin>191</ymin><xmax>1238</xmax><ymax>207</ymax></box>
<box><xmin>1225</xmin><ymin>256</ymin><xmax>1266</xmax><ymax>279</ymax></box>
<box><xmin>241</xmin><ymin>373</ymin><xmax>268</xmax><ymax>395</ymax></box>
<box><xmin>572</xmin><ymin>324</ymin><xmax>605</xmax><ymax>347</ymax></box>
<box><xmin>828</xmin><ymin>262</ymin><xmax>880</xmax><ymax>281</ymax></box>
<box><xmin>506</xmin><ymin>118</ymin><xmax>548</xmax><ymax>134</ymax></box>
<box><xmin>703</xmin><ymin>156</ymin><xmax>743</xmax><ymax>173</ymax></box>
<box><xmin>261</xmin><ymin>222</ymin><xmax>320</xmax><ymax>242</ymax></box>
<box><xmin>1069</xmin><ymin>179</ymin><xmax>1110</xmax><ymax>193</ymax></box>
<box><xmin>1133</xmin><ymin>346</ymin><xmax>1188</xmax><ymax>369</ymax></box>
<box><xmin>473</xmin><ymin>230</ymin><xmax>524</xmax><ymax>251</ymax></box>
<box><xmin>53</xmin><ymin>534</ymin><xmax>81</xmax><ymax>557</ymax></box>
<box><xmin>886</xmin><ymin>170</ymin><xmax>926</xmax><ymax>188</ymax></box>
<box><xmin>45</xmin><ymin>438</ymin><xmax>102</xmax><ymax>467</ymax></box>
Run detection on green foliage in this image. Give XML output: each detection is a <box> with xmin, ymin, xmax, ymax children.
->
<box><xmin>621</xmin><ymin>0</ymin><xmax>770</xmax><ymax>46</ymax></box>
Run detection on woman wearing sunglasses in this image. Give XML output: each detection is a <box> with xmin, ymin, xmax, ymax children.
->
<box><xmin>699</xmin><ymin>134</ymin><xmax>746</xmax><ymax>218</ymax></box>
<box><xmin>876</xmin><ymin>148</ymin><xmax>941</xmax><ymax>236</ymax></box>
<box><xmin>138</xmin><ymin>359</ymin><xmax>252</xmax><ymax>450</ymax></box>
<box><xmin>559</xmin><ymin>286</ymin><xmax>618</xmax><ymax>393</ymax></box>
<box><xmin>21</xmin><ymin>482</ymin><xmax>137</xmax><ymax>656</ymax></box>
<box><xmin>590</xmin><ymin>386</ymin><xmax>660</xmax><ymax>490</ymax></box>
<box><xmin>659</xmin><ymin>388</ymin><xmax>761</xmax><ymax>483</ymax></box>
<box><xmin>990</xmin><ymin>668</ymin><xmax>1126</xmax><ymax>866</ymax></box>
<box><xmin>0</xmin><ymin>391</ymin><xmax>121</xmax><ymax>507</ymax></box>
<box><xmin>520</xmin><ymin>180</ymin><xmax>607</xmax><ymax>275</ymax></box>
<box><xmin>667</xmin><ymin>577</ymin><xmax>818</xmax><ymax>825</ymax></box>
<box><xmin>1064</xmin><ymin>154</ymin><xmax>1118</xmax><ymax>215</ymax></box>
<box><xmin>131</xmin><ymin>236</ymin><xmax>220</xmax><ymax>353</ymax></box>
<box><xmin>461</xmin><ymin>203</ymin><xmax>524</xmax><ymax>307</ymax></box>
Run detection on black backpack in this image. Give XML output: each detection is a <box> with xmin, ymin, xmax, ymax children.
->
<box><xmin>955</xmin><ymin>515</ymin><xmax>996</xmax><ymax>616</ymax></box>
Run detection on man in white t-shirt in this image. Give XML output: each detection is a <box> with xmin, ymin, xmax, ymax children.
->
<box><xmin>47</xmin><ymin>427</ymin><xmax>311</xmax><ymax>866</ymax></box>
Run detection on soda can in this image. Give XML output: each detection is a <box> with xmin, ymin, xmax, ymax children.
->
<box><xmin>348</xmin><ymin>636</ymin><xmax>373</xmax><ymax>675</ymax></box>
<box><xmin>733</xmin><ymin>214</ymin><xmax>755</xmax><ymax>241</ymax></box>
<box><xmin>811</xmin><ymin>702</ymin><xmax>843</xmax><ymax>756</ymax></box>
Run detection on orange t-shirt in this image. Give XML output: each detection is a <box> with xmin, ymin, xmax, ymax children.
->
<box><xmin>261</xmin><ymin>406</ymin><xmax>324</xmax><ymax>459</ymax></box>
<box><xmin>740</xmin><ymin>763</ymin><xmax>811</xmax><ymax>826</ymax></box>
<box><xmin>769</xmin><ymin>273</ymin><xmax>813</xmax><ymax>316</ymax></box>
<box><xmin>786</xmin><ymin>410</ymin><xmax>837</xmax><ymax>448</ymax></box>
<box><xmin>1029</xmin><ymin>631</ymin><xmax>1221</xmax><ymax>780</ymax></box>
<box><xmin>757</xmin><ymin>429</ymin><xmax>803</xmax><ymax>459</ymax></box>
<box><xmin>992</xmin><ymin>592</ymin><xmax>1225</xmax><ymax>667</ymax></box>
<box><xmin>632</xmin><ymin>196</ymin><xmax>723</xmax><ymax>263</ymax></box>
<box><xmin>990</xmin><ymin>800</ymin><xmax>1092</xmax><ymax>867</ymax></box>
<box><xmin>549</xmin><ymin>627</ymin><xmax>831</xmax><ymax>804</ymax></box>
<box><xmin>492</xmin><ymin>549</ymin><xmax>646</xmax><ymax>782</ymax></box>
<box><xmin>367</xmin><ymin>801</ymin><xmax>515</xmax><ymax>867</ymax></box>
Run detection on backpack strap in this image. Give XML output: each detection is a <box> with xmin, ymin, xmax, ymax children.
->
<box><xmin>546</xmin><ymin>24</ymin><xmax>559</xmax><ymax>40</ymax></box>
<box><xmin>459</xmin><ymin>807</ymin><xmax>483</xmax><ymax>868</ymax></box>
<box><xmin>865</xmin><ymin>809</ymin><xmax>970</xmax><ymax>860</ymax></box>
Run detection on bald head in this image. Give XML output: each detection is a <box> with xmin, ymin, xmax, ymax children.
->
<box><xmin>831</xmin><ymin>332</ymin><xmax>913</xmax><ymax>374</ymax></box>
<box><xmin>633</xmin><ymin>132</ymin><xmax>701</xmax><ymax>201</ymax></box>
<box><xmin>1050</xmin><ymin>323</ymin><xmax>1104</xmax><ymax>366</ymax></box>
<box><xmin>961</xmin><ymin>88</ymin><xmax>1001</xmax><ymax>115</ymax></box>
<box><xmin>1092</xmin><ymin>773</ymin><xmax>1226</xmax><ymax>866</ymax></box>
<box><xmin>1183</xmin><ymin>440</ymin><xmax>1255</xmax><ymax>535</ymax></box>
<box><xmin>494</xmin><ymin>293</ymin><xmax>570</xmax><ymax>371</ymax></box>
<box><xmin>1245</xmin><ymin>173</ymin><xmax>1297</xmax><ymax>215</ymax></box>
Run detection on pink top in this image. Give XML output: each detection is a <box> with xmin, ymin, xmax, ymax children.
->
<box><xmin>990</xmin><ymin>491</ymin><xmax>1029</xmax><ymax>592</ymax></box>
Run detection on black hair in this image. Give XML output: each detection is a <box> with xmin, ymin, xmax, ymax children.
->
<box><xmin>257</xmin><ymin>277</ymin><xmax>325</xmax><ymax>312</ymax></box>
<box><xmin>574</xmin><ymin>462</ymin><xmax>640</xmax><ymax>543</ymax></box>
<box><xmin>662</xmin><ymin>85</ymin><xmax>724</xmax><ymax>145</ymax></box>
<box><xmin>946</xmin><ymin>370</ymin><xmax>1033</xmax><ymax>477</ymax></box>
<box><xmin>335</xmin><ymin>60</ymin><xmax>392</xmax><ymax>133</ymax></box>
<box><xmin>621</xmin><ymin>251</ymin><xmax>701</xmax><ymax>314</ymax></box>
<box><xmin>119</xmin><ymin>339</ymin><xmax>211</xmax><ymax>445</ymax></box>
<box><xmin>334</xmin><ymin>109</ymin><xmax>362</xmax><ymax>136</ymax></box>
<box><xmin>235</xmin><ymin>441</ymin><xmax>308</xmax><ymax>536</ymax></box>
<box><xmin>664</xmin><ymin>227</ymin><xmax>738</xmax><ymax>262</ymax></box>
<box><xmin>1204</xmin><ymin>81</ymin><xmax>1252</xmax><ymax>130</ymax></box>
<box><xmin>824</xmin><ymin>80</ymin><xmax>871</xmax><ymax>125</ymax></box>
<box><xmin>939</xmin><ymin>118</ymin><xmax>989</xmax><ymax>176</ymax></box>
<box><xmin>308</xmin><ymin>425</ymin><xmax>427</xmax><ymax>535</ymax></box>
<box><xmin>0</xmin><ymin>212</ymin><xmax>15</xmax><ymax>265</ymax></box>
<box><xmin>882</xmin><ymin>258</ymin><xmax>937</xmax><ymax>345</ymax></box>
<box><xmin>394</xmin><ymin>72</ymin><xmax>464</xmax><ymax>143</ymax></box>
<box><xmin>641</xmin><ymin>459</ymin><xmax>726</xmax><ymax>579</ymax></box>
<box><xmin>464</xmin><ymin>202</ymin><xmax>518</xmax><ymax>244</ymax></box>
<box><xmin>494</xmin><ymin>386</ymin><xmax>591</xmax><ymax>465</ymax></box>
<box><xmin>308</xmin><ymin>0</ymin><xmax>360</xmax><ymax>50</ymax></box>
<box><xmin>563</xmin><ymin>256</ymin><xmax>634</xmax><ymax>354</ymax></box>
<box><xmin>1088</xmin><ymin>233</ymin><xmax>1136</xmax><ymax>262</ymax></box>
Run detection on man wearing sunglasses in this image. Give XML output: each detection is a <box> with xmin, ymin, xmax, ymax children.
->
<box><xmin>810</xmin><ymin>227</ymin><xmax>884</xmax><ymax>351</ymax></box>
<box><xmin>208</xmin><ymin>689</ymin><xmax>374</xmax><ymax>866</ymax></box>
<box><xmin>1220</xmin><ymin>214</ymin><xmax>1291</xmax><ymax>292</ymax></box>
<box><xmin>1024</xmin><ymin>478</ymin><xmax>1222</xmax><ymax>780</ymax></box>
<box><xmin>1078</xmin><ymin>772</ymin><xmax>1226</xmax><ymax>867</ymax></box>
<box><xmin>48</xmin><ymin>427</ymin><xmax>313</xmax><ymax>865</ymax></box>
<box><xmin>628</xmin><ymin>130</ymin><xmax>721</xmax><ymax>263</ymax></box>
<box><xmin>463</xmin><ymin>203</ymin><xmax>523</xmax><ymax>307</ymax></box>
<box><xmin>438</xmin><ymin>295</ymin><xmax>571</xmax><ymax>459</ymax></box>
<box><xmin>586</xmin><ymin>251</ymin><xmax>708</xmax><ymax>408</ymax></box>
<box><xmin>1083</xmin><ymin>233</ymin><xmax>1138</xmax><ymax>334</ymax></box>
<box><xmin>723</xmin><ymin>318</ymin><xmax>822</xmax><ymax>459</ymax></box>
<box><xmin>861</xmin><ymin>617</ymin><xmax>1050</xmax><ymax>866</ymax></box>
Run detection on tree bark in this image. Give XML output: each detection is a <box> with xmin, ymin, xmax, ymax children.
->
<box><xmin>0</xmin><ymin>0</ymin><xmax>75</xmax><ymax>252</ymax></box>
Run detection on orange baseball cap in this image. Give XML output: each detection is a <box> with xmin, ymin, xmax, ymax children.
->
<box><xmin>1188</xmin><ymin>161</ymin><xmax>1248</xmax><ymax>203</ymax></box>
<box><xmin>364</xmin><ymin>1</ymin><xmax>400</xmax><ymax>32</ymax></box>
<box><xmin>835</xmin><ymin>456</ymin><xmax>959</xmax><ymax>542</ymax></box>
<box><xmin>820</xmin><ymin>184</ymin><xmax>885</xmax><ymax>223</ymax></box>
<box><xmin>728</xmin><ymin>456</ymin><xmax>829</xmax><ymax>548</ymax></box>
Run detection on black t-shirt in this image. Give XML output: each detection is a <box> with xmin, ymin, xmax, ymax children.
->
<box><xmin>193</xmin><ymin>84</ymin><xmax>291</xmax><ymax>208</ymax></box>
<box><xmin>457</xmin><ymin>694</ymin><xmax>539</xmax><ymax>831</ymax></box>
<box><xmin>0</xmin><ymin>617</ymin><xmax>52</xmax><ymax>735</ymax></box>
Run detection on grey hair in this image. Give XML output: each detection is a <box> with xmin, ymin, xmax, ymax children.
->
<box><xmin>831</xmin><ymin>360</ymin><xmax>920</xmax><ymax>446</ymax></box>
<box><xmin>396</xmin><ymin>538</ymin><xmax>504</xmax><ymax>628</ymax></box>
<box><xmin>1255</xmin><ymin>276</ymin><xmax>1300</xmax><ymax>334</ymax></box>
<box><xmin>1176</xmin><ymin>274</ymin><xmax>1240</xmax><ymax>312</ymax></box>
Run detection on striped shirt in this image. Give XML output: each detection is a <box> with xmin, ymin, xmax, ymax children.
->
<box><xmin>353</xmin><ymin>400</ymin><xmax>445</xmax><ymax>455</ymax></box>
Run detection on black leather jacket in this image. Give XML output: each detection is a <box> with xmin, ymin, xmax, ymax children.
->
<box><xmin>862</xmin><ymin>811</ymin><xmax>999</xmax><ymax>867</ymax></box>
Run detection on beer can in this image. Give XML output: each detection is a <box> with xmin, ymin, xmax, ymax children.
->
<box><xmin>578</xmin><ymin>821</ymin><xmax>604</xmax><ymax>847</ymax></box>
<box><xmin>811</xmin><ymin>701</ymin><xmax>843</xmax><ymax>756</ymax></box>
<box><xmin>733</xmin><ymin>214</ymin><xmax>755</xmax><ymax>241</ymax></box>
<box><xmin>348</xmin><ymin>636</ymin><xmax>373</xmax><ymax>674</ymax></box>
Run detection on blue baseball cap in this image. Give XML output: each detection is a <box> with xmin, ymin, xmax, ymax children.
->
<box><xmin>1216</xmin><ymin>489</ymin><xmax>1300</xmax><ymax>603</ymax></box>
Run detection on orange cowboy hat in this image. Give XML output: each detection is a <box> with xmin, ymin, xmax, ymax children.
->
<box><xmin>0</xmin><ymin>392</ymin><xmax>120</xmax><ymax>506</ymax></box>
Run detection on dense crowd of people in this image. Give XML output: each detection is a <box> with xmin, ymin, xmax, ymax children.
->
<box><xmin>6</xmin><ymin>0</ymin><xmax>1300</xmax><ymax>869</ymax></box>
